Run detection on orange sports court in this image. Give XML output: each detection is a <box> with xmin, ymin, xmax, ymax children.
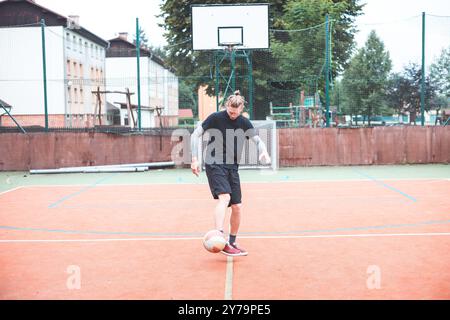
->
<box><xmin>0</xmin><ymin>0</ymin><xmax>449</xmax><ymax>305</ymax></box>
<box><xmin>1</xmin><ymin>165</ymin><xmax>449</xmax><ymax>300</ymax></box>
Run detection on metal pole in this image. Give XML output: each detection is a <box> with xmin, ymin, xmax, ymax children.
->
<box><xmin>231</xmin><ymin>49</ymin><xmax>236</xmax><ymax>93</ymax></box>
<box><xmin>325</xmin><ymin>14</ymin><xmax>331</xmax><ymax>128</ymax></box>
<box><xmin>215</xmin><ymin>52</ymin><xmax>220</xmax><ymax>112</ymax></box>
<box><xmin>421</xmin><ymin>12</ymin><xmax>426</xmax><ymax>126</ymax></box>
<box><xmin>136</xmin><ymin>18</ymin><xmax>142</xmax><ymax>130</ymax></box>
<box><xmin>41</xmin><ymin>19</ymin><xmax>49</xmax><ymax>132</ymax></box>
<box><xmin>247</xmin><ymin>50</ymin><xmax>254</xmax><ymax>120</ymax></box>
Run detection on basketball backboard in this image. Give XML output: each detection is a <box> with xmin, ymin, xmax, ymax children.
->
<box><xmin>191</xmin><ymin>4</ymin><xmax>270</xmax><ymax>51</ymax></box>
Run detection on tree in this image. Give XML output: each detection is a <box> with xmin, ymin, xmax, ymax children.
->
<box><xmin>133</xmin><ymin>27</ymin><xmax>149</xmax><ymax>48</ymax></box>
<box><xmin>386</xmin><ymin>72</ymin><xmax>410</xmax><ymax>118</ymax></box>
<box><xmin>178</xmin><ymin>81</ymin><xmax>198</xmax><ymax>118</ymax></box>
<box><xmin>430</xmin><ymin>46</ymin><xmax>450</xmax><ymax>98</ymax></box>
<box><xmin>387</xmin><ymin>63</ymin><xmax>438</xmax><ymax>124</ymax></box>
<box><xmin>340</xmin><ymin>50</ymin><xmax>366</xmax><ymax>124</ymax></box>
<box><xmin>429</xmin><ymin>46</ymin><xmax>450</xmax><ymax>115</ymax></box>
<box><xmin>340</xmin><ymin>30</ymin><xmax>392</xmax><ymax>125</ymax></box>
<box><xmin>331</xmin><ymin>80</ymin><xmax>343</xmax><ymax>113</ymax></box>
<box><xmin>271</xmin><ymin>0</ymin><xmax>364</xmax><ymax>80</ymax></box>
<box><xmin>149</xmin><ymin>45</ymin><xmax>168</xmax><ymax>60</ymax></box>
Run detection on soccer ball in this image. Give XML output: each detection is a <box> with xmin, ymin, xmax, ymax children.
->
<box><xmin>203</xmin><ymin>230</ymin><xmax>227</xmax><ymax>253</ymax></box>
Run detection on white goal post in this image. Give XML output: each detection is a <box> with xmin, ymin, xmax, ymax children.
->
<box><xmin>197</xmin><ymin>120</ymin><xmax>278</xmax><ymax>171</ymax></box>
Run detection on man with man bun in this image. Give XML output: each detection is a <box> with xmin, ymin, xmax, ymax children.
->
<box><xmin>191</xmin><ymin>91</ymin><xmax>271</xmax><ymax>257</ymax></box>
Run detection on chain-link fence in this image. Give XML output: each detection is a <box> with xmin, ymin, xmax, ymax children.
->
<box><xmin>1</xmin><ymin>13</ymin><xmax>449</xmax><ymax>133</ymax></box>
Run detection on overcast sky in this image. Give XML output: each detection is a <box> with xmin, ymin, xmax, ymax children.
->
<box><xmin>36</xmin><ymin>0</ymin><xmax>450</xmax><ymax>72</ymax></box>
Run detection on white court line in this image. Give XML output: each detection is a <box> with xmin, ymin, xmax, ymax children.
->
<box><xmin>1</xmin><ymin>232</ymin><xmax>450</xmax><ymax>243</ymax></box>
<box><xmin>0</xmin><ymin>186</ymin><xmax>23</xmax><ymax>197</ymax></box>
<box><xmin>224</xmin><ymin>257</ymin><xmax>234</xmax><ymax>301</ymax></box>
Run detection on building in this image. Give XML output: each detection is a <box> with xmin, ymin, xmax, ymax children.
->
<box><xmin>106</xmin><ymin>33</ymin><xmax>179</xmax><ymax>128</ymax></box>
<box><xmin>0</xmin><ymin>0</ymin><xmax>109</xmax><ymax>127</ymax></box>
<box><xmin>197</xmin><ymin>85</ymin><xmax>218</xmax><ymax>121</ymax></box>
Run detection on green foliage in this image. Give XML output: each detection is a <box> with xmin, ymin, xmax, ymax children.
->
<box><xmin>340</xmin><ymin>31</ymin><xmax>392</xmax><ymax>124</ymax></box>
<box><xmin>272</xmin><ymin>0</ymin><xmax>363</xmax><ymax>79</ymax></box>
<box><xmin>133</xmin><ymin>27</ymin><xmax>149</xmax><ymax>48</ymax></box>
<box><xmin>149</xmin><ymin>45</ymin><xmax>169</xmax><ymax>60</ymax></box>
<box><xmin>331</xmin><ymin>80</ymin><xmax>343</xmax><ymax>112</ymax></box>
<box><xmin>429</xmin><ymin>46</ymin><xmax>450</xmax><ymax>99</ymax></box>
<box><xmin>387</xmin><ymin>64</ymin><xmax>438</xmax><ymax>120</ymax></box>
<box><xmin>178</xmin><ymin>80</ymin><xmax>198</xmax><ymax>117</ymax></box>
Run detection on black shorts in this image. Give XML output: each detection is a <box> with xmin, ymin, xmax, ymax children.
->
<box><xmin>205</xmin><ymin>164</ymin><xmax>242</xmax><ymax>207</ymax></box>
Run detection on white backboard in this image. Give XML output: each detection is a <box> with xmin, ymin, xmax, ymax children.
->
<box><xmin>191</xmin><ymin>4</ymin><xmax>270</xmax><ymax>51</ymax></box>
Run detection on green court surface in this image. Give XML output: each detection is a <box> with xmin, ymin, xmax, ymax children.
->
<box><xmin>1</xmin><ymin>164</ymin><xmax>449</xmax><ymax>192</ymax></box>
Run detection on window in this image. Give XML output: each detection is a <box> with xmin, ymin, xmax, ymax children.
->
<box><xmin>66</xmin><ymin>60</ymin><xmax>71</xmax><ymax>77</ymax></box>
<box><xmin>79</xmin><ymin>38</ymin><xmax>83</xmax><ymax>53</ymax></box>
<box><xmin>79</xmin><ymin>64</ymin><xmax>84</xmax><ymax>79</ymax></box>
<box><xmin>66</xmin><ymin>33</ymin><xmax>71</xmax><ymax>49</ymax></box>
<box><xmin>73</xmin><ymin>61</ymin><xmax>78</xmax><ymax>78</ymax></box>
<box><xmin>74</xmin><ymin>88</ymin><xmax>78</xmax><ymax>104</ymax></box>
<box><xmin>67</xmin><ymin>87</ymin><xmax>72</xmax><ymax>103</ymax></box>
<box><xmin>73</xmin><ymin>35</ymin><xmax>77</xmax><ymax>51</ymax></box>
<box><xmin>90</xmin><ymin>67</ymin><xmax>95</xmax><ymax>85</ymax></box>
<box><xmin>90</xmin><ymin>44</ymin><xmax>94</xmax><ymax>57</ymax></box>
<box><xmin>80</xmin><ymin>89</ymin><xmax>84</xmax><ymax>104</ymax></box>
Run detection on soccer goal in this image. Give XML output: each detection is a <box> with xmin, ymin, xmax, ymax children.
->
<box><xmin>197</xmin><ymin>120</ymin><xmax>278</xmax><ymax>171</ymax></box>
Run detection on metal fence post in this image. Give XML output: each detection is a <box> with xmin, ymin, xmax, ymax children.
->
<box><xmin>41</xmin><ymin>19</ymin><xmax>49</xmax><ymax>131</ymax></box>
<box><xmin>136</xmin><ymin>17</ymin><xmax>142</xmax><ymax>131</ymax></box>
<box><xmin>421</xmin><ymin>12</ymin><xmax>426</xmax><ymax>126</ymax></box>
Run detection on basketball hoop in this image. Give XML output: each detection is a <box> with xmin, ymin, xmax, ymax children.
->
<box><xmin>191</xmin><ymin>4</ymin><xmax>269</xmax><ymax>120</ymax></box>
<box><xmin>191</xmin><ymin>4</ymin><xmax>269</xmax><ymax>51</ymax></box>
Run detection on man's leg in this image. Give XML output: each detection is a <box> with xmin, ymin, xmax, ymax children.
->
<box><xmin>215</xmin><ymin>194</ymin><xmax>231</xmax><ymax>232</ymax></box>
<box><xmin>216</xmin><ymin>196</ymin><xmax>242</xmax><ymax>256</ymax></box>
<box><xmin>229</xmin><ymin>204</ymin><xmax>248</xmax><ymax>256</ymax></box>
<box><xmin>230</xmin><ymin>204</ymin><xmax>242</xmax><ymax>237</ymax></box>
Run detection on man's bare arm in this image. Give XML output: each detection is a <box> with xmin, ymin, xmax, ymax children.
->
<box><xmin>190</xmin><ymin>125</ymin><xmax>204</xmax><ymax>176</ymax></box>
<box><xmin>251</xmin><ymin>135</ymin><xmax>271</xmax><ymax>164</ymax></box>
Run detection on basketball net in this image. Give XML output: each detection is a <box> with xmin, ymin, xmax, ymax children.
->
<box><xmin>221</xmin><ymin>43</ymin><xmax>238</xmax><ymax>54</ymax></box>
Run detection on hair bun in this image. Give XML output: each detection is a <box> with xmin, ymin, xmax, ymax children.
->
<box><xmin>234</xmin><ymin>90</ymin><xmax>241</xmax><ymax>96</ymax></box>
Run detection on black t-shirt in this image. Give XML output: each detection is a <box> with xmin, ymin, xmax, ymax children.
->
<box><xmin>202</xmin><ymin>111</ymin><xmax>256</xmax><ymax>165</ymax></box>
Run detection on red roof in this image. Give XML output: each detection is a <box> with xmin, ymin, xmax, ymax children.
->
<box><xmin>179</xmin><ymin>109</ymin><xmax>194</xmax><ymax>118</ymax></box>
